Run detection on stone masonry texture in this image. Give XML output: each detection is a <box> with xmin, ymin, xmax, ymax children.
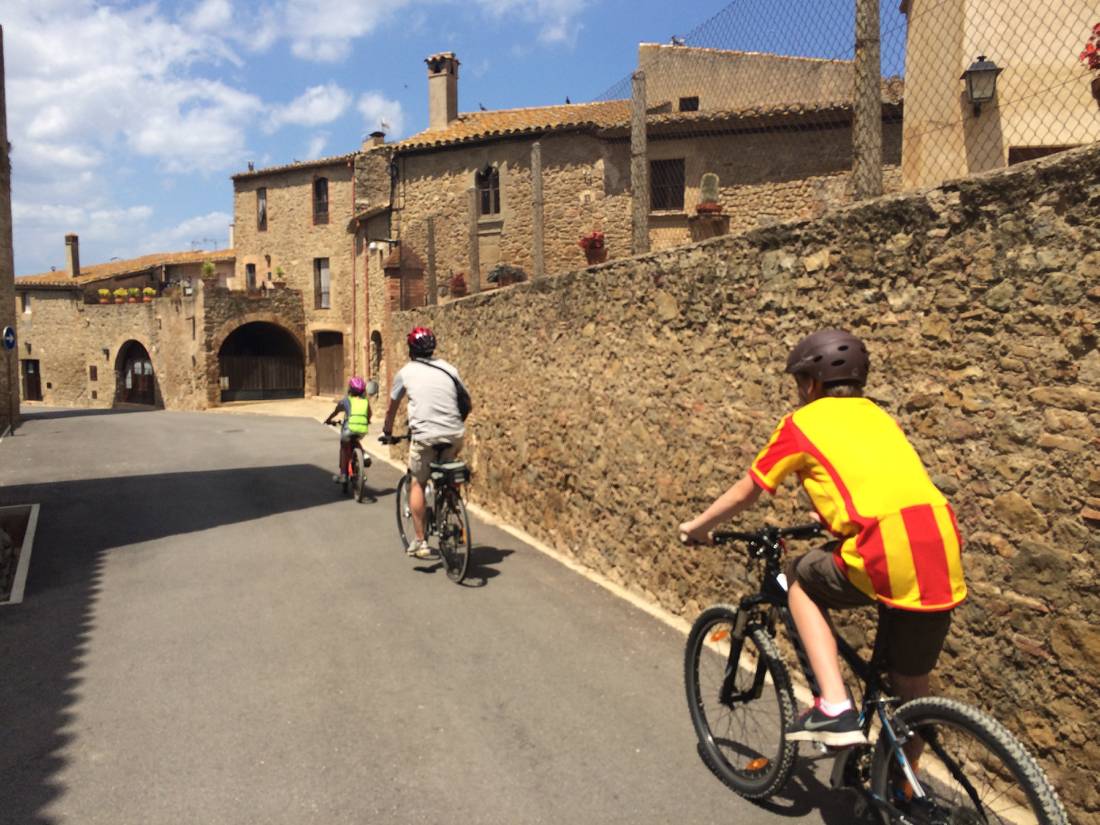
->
<box><xmin>390</xmin><ymin>143</ymin><xmax>1100</xmax><ymax>822</ymax></box>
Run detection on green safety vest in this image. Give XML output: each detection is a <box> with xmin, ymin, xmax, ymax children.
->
<box><xmin>347</xmin><ymin>396</ymin><xmax>370</xmax><ymax>435</ymax></box>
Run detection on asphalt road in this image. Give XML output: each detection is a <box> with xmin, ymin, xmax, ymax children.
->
<box><xmin>0</xmin><ymin>407</ymin><xmax>866</xmax><ymax>825</ymax></box>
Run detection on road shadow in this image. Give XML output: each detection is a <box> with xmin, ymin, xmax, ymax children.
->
<box><xmin>706</xmin><ymin>746</ymin><xmax>878</xmax><ymax>824</ymax></box>
<box><xmin>0</xmin><ymin>463</ymin><xmax>340</xmax><ymax>825</ymax></box>
<box><xmin>17</xmin><ymin>406</ymin><xmax>154</xmax><ymax>422</ymax></box>
<box><xmin>409</xmin><ymin>545</ymin><xmax>514</xmax><ymax>587</ymax></box>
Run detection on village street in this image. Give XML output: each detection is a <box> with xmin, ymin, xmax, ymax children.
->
<box><xmin>0</xmin><ymin>406</ymin><xmax>870</xmax><ymax>825</ymax></box>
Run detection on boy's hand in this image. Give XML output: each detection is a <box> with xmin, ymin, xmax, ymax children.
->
<box><xmin>679</xmin><ymin>521</ymin><xmax>712</xmax><ymax>546</ymax></box>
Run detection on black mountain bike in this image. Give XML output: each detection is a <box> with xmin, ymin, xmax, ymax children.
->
<box><xmin>684</xmin><ymin>523</ymin><xmax>1067</xmax><ymax>825</ymax></box>
<box><xmin>381</xmin><ymin>433</ymin><xmax>472</xmax><ymax>584</ymax></box>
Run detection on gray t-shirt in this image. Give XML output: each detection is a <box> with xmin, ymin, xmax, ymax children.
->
<box><xmin>391</xmin><ymin>358</ymin><xmax>466</xmax><ymax>442</ymax></box>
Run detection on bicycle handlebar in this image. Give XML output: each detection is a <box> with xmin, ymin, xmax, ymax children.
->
<box><xmin>379</xmin><ymin>432</ymin><xmax>412</xmax><ymax>445</ymax></box>
<box><xmin>710</xmin><ymin>522</ymin><xmax>823</xmax><ymax>546</ymax></box>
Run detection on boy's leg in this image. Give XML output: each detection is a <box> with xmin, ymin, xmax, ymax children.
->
<box><xmin>789</xmin><ymin>582</ymin><xmax>848</xmax><ymax>704</ymax></box>
<box><xmin>883</xmin><ymin>608</ymin><xmax>951</xmax><ymax>763</ymax></box>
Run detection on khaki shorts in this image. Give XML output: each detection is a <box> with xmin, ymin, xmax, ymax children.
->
<box><xmin>785</xmin><ymin>548</ymin><xmax>952</xmax><ymax>677</ymax></box>
<box><xmin>408</xmin><ymin>436</ymin><xmax>464</xmax><ymax>485</ymax></box>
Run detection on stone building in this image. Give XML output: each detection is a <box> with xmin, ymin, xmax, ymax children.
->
<box><xmin>370</xmin><ymin>45</ymin><xmax>903</xmax><ymax>329</ymax></box>
<box><xmin>900</xmin><ymin>0</ymin><xmax>1100</xmax><ymax>188</ymax></box>
<box><xmin>15</xmin><ymin>239</ymin><xmax>236</xmax><ymax>408</ymax></box>
<box><xmin>0</xmin><ymin>27</ymin><xmax>19</xmax><ymax>431</ymax></box>
<box><xmin>230</xmin><ymin>153</ymin><xmax>369</xmax><ymax>396</ymax></box>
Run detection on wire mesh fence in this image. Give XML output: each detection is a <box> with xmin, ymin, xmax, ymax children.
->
<box><xmin>590</xmin><ymin>0</ymin><xmax>1099</xmax><ymax>244</ymax></box>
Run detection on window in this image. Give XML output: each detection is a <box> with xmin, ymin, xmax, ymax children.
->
<box><xmin>476</xmin><ymin>165</ymin><xmax>500</xmax><ymax>216</ymax></box>
<box><xmin>257</xmin><ymin>188</ymin><xmax>267</xmax><ymax>231</ymax></box>
<box><xmin>313</xmin><ymin>178</ymin><xmax>329</xmax><ymax>224</ymax></box>
<box><xmin>314</xmin><ymin>258</ymin><xmax>331</xmax><ymax>309</ymax></box>
<box><xmin>246</xmin><ymin>263</ymin><xmax>257</xmax><ymax>290</ymax></box>
<box><xmin>650</xmin><ymin>158</ymin><xmax>685</xmax><ymax>211</ymax></box>
<box><xmin>679</xmin><ymin>96</ymin><xmax>700</xmax><ymax>112</ymax></box>
<box><xmin>20</xmin><ymin>293</ymin><xmax>30</xmax><ymax>313</ymax></box>
<box><xmin>89</xmin><ymin>365</ymin><xmax>98</xmax><ymax>381</ymax></box>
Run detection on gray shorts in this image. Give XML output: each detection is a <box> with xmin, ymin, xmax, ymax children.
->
<box><xmin>408</xmin><ymin>436</ymin><xmax>464</xmax><ymax>485</ymax></box>
<box><xmin>785</xmin><ymin>548</ymin><xmax>952</xmax><ymax>677</ymax></box>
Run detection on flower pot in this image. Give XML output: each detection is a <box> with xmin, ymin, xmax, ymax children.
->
<box><xmin>98</xmin><ymin>298</ymin><xmax>110</xmax><ymax>304</ymax></box>
<box><xmin>584</xmin><ymin>247</ymin><xmax>608</xmax><ymax>266</ymax></box>
<box><xmin>143</xmin><ymin>296</ymin><xmax>153</xmax><ymax>303</ymax></box>
<box><xmin>127</xmin><ymin>297</ymin><xmax>137</xmax><ymax>303</ymax></box>
<box><xmin>115</xmin><ymin>297</ymin><xmax>126</xmax><ymax>304</ymax></box>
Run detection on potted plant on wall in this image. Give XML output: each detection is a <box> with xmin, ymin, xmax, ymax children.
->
<box><xmin>127</xmin><ymin>287</ymin><xmax>140</xmax><ymax>303</ymax></box>
<box><xmin>142</xmin><ymin>287</ymin><xmax>156</xmax><ymax>303</ymax></box>
<box><xmin>579</xmin><ymin>230</ymin><xmax>607</xmax><ymax>265</ymax></box>
<box><xmin>450</xmin><ymin>272</ymin><xmax>468</xmax><ymax>298</ymax></box>
<box><xmin>113</xmin><ymin>287</ymin><xmax>128</xmax><ymax>304</ymax></box>
<box><xmin>273</xmin><ymin>266</ymin><xmax>286</xmax><ymax>287</ymax></box>
<box><xmin>1081</xmin><ymin>22</ymin><xmax>1100</xmax><ymax>106</ymax></box>
<box><xmin>97</xmin><ymin>288</ymin><xmax>111</xmax><ymax>304</ymax></box>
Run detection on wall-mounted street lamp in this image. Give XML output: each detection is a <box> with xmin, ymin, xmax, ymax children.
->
<box><xmin>961</xmin><ymin>55</ymin><xmax>1003</xmax><ymax>116</ymax></box>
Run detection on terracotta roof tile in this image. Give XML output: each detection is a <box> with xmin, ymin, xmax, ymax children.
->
<box><xmin>394</xmin><ymin>100</ymin><xmax>631</xmax><ymax>150</ymax></box>
<box><xmin>231</xmin><ymin>153</ymin><xmax>356</xmax><ymax>181</ymax></box>
<box><xmin>18</xmin><ymin>248</ymin><xmax>234</xmax><ymax>286</ymax></box>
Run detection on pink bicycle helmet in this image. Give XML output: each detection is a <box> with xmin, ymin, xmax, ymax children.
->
<box><xmin>347</xmin><ymin>376</ymin><xmax>367</xmax><ymax>395</ymax></box>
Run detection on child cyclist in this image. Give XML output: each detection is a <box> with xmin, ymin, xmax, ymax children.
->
<box><xmin>324</xmin><ymin>377</ymin><xmax>371</xmax><ymax>483</ymax></box>
<box><xmin>679</xmin><ymin>329</ymin><xmax>966</xmax><ymax>747</ymax></box>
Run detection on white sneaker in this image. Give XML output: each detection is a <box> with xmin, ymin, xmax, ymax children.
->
<box><xmin>406</xmin><ymin>539</ymin><xmax>432</xmax><ymax>558</ymax></box>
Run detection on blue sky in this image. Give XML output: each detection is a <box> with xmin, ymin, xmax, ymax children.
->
<box><xmin>3</xmin><ymin>0</ymin><xmax>908</xmax><ymax>276</ymax></box>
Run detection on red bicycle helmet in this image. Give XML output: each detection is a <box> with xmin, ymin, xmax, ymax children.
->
<box><xmin>785</xmin><ymin>329</ymin><xmax>870</xmax><ymax>386</ymax></box>
<box><xmin>407</xmin><ymin>326</ymin><xmax>436</xmax><ymax>358</ymax></box>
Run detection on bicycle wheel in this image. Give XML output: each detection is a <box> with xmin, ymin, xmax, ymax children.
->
<box><xmin>395</xmin><ymin>473</ymin><xmax>415</xmax><ymax>551</ymax></box>
<box><xmin>870</xmin><ymin>696</ymin><xmax>1068</xmax><ymax>825</ymax></box>
<box><xmin>436</xmin><ymin>488</ymin><xmax>471</xmax><ymax>583</ymax></box>
<box><xmin>353</xmin><ymin>448</ymin><xmax>367</xmax><ymax>503</ymax></box>
<box><xmin>684</xmin><ymin>605</ymin><xmax>798</xmax><ymax>799</ymax></box>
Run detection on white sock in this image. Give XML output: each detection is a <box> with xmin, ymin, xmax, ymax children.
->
<box><xmin>819</xmin><ymin>698</ymin><xmax>853</xmax><ymax>717</ymax></box>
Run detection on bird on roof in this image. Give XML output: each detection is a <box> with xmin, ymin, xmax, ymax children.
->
<box><xmin>247</xmin><ymin>161</ymin><xmax>254</xmax><ymax>171</ymax></box>
<box><xmin>479</xmin><ymin>102</ymin><xmax>487</xmax><ymax>111</ymax></box>
<box><xmin>670</xmin><ymin>35</ymin><xmax>686</xmax><ymax>46</ymax></box>
<box><xmin>565</xmin><ymin>96</ymin><xmax>571</xmax><ymax>104</ymax></box>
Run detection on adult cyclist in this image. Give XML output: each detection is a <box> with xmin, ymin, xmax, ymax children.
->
<box><xmin>382</xmin><ymin>327</ymin><xmax>468</xmax><ymax>559</ymax></box>
<box><xmin>324</xmin><ymin>376</ymin><xmax>371</xmax><ymax>484</ymax></box>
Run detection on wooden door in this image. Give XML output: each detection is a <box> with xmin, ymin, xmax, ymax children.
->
<box><xmin>315</xmin><ymin>332</ymin><xmax>344</xmax><ymax>396</ymax></box>
<box><xmin>21</xmin><ymin>360</ymin><xmax>42</xmax><ymax>401</ymax></box>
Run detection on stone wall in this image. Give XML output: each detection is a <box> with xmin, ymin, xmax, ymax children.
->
<box><xmin>391</xmin><ymin>143</ymin><xmax>1100</xmax><ymax>822</ymax></box>
<box><xmin>233</xmin><ymin>160</ymin><xmax>364</xmax><ymax>391</ymax></box>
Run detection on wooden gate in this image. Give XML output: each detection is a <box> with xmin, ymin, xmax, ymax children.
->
<box><xmin>315</xmin><ymin>332</ymin><xmax>344</xmax><ymax>396</ymax></box>
<box><xmin>20</xmin><ymin>360</ymin><xmax>42</xmax><ymax>402</ymax></box>
<box><xmin>217</xmin><ymin>322</ymin><xmax>304</xmax><ymax>402</ymax></box>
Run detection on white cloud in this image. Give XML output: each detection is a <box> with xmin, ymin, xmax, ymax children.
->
<box><xmin>475</xmin><ymin>0</ymin><xmax>587</xmax><ymax>45</ymax></box>
<box><xmin>305</xmin><ymin>134</ymin><xmax>329</xmax><ymax>159</ymax></box>
<box><xmin>268</xmin><ymin>83</ymin><xmax>352</xmax><ymax>131</ymax></box>
<box><xmin>357</xmin><ymin>92</ymin><xmax>405</xmax><ymax>138</ymax></box>
<box><xmin>283</xmin><ymin>0</ymin><xmax>412</xmax><ymax>62</ymax></box>
<box><xmin>187</xmin><ymin>0</ymin><xmax>233</xmax><ymax>31</ymax></box>
<box><xmin>137</xmin><ymin>211</ymin><xmax>234</xmax><ymax>254</ymax></box>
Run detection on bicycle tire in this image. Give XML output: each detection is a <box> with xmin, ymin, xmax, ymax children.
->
<box><xmin>684</xmin><ymin>605</ymin><xmax>798</xmax><ymax>800</ymax></box>
<box><xmin>395</xmin><ymin>473</ymin><xmax>415</xmax><ymax>552</ymax></box>
<box><xmin>869</xmin><ymin>696</ymin><xmax>1068</xmax><ymax>825</ymax></box>
<box><xmin>437</xmin><ymin>488</ymin><xmax>471</xmax><ymax>583</ymax></box>
<box><xmin>353</xmin><ymin>448</ymin><xmax>366</xmax><ymax>503</ymax></box>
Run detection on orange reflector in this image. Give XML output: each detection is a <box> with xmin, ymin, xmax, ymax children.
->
<box><xmin>745</xmin><ymin>757</ymin><xmax>770</xmax><ymax>772</ymax></box>
<box><xmin>710</xmin><ymin>629</ymin><xmax>730</xmax><ymax>642</ymax></box>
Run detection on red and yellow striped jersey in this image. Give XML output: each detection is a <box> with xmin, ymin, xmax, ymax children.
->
<box><xmin>749</xmin><ymin>397</ymin><xmax>966</xmax><ymax>611</ymax></box>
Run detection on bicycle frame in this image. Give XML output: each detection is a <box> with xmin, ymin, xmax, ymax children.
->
<box><xmin>713</xmin><ymin>529</ymin><xmax>929</xmax><ymax>816</ymax></box>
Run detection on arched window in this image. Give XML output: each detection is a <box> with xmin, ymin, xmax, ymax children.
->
<box><xmin>476</xmin><ymin>165</ymin><xmax>500</xmax><ymax>216</ymax></box>
<box><xmin>313</xmin><ymin>177</ymin><xmax>329</xmax><ymax>224</ymax></box>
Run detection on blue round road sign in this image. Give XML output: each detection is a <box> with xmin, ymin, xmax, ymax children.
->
<box><xmin>2</xmin><ymin>327</ymin><xmax>15</xmax><ymax>351</ymax></box>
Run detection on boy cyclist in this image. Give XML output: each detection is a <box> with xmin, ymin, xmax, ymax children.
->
<box><xmin>324</xmin><ymin>377</ymin><xmax>371</xmax><ymax>483</ymax></box>
<box><xmin>679</xmin><ymin>329</ymin><xmax>966</xmax><ymax>747</ymax></box>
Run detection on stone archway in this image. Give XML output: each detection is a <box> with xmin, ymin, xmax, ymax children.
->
<box><xmin>217</xmin><ymin>321</ymin><xmax>304</xmax><ymax>402</ymax></box>
<box><xmin>115</xmin><ymin>340</ymin><xmax>158</xmax><ymax>406</ymax></box>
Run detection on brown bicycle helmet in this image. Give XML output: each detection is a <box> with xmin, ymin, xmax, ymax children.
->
<box><xmin>785</xmin><ymin>329</ymin><xmax>870</xmax><ymax>386</ymax></box>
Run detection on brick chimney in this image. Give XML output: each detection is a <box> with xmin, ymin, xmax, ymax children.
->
<box><xmin>65</xmin><ymin>233</ymin><xmax>80</xmax><ymax>278</ymax></box>
<box><xmin>362</xmin><ymin>130</ymin><xmax>386</xmax><ymax>150</ymax></box>
<box><xmin>426</xmin><ymin>52</ymin><xmax>459</xmax><ymax>131</ymax></box>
